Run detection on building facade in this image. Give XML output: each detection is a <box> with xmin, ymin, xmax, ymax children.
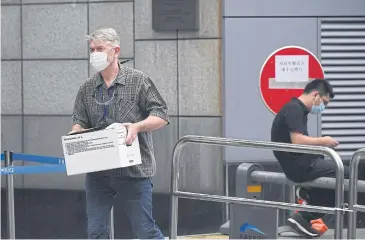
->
<box><xmin>2</xmin><ymin>0</ymin><xmax>365</xmax><ymax>238</ymax></box>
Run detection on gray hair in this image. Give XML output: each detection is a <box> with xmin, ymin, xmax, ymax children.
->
<box><xmin>86</xmin><ymin>28</ymin><xmax>120</xmax><ymax>47</ymax></box>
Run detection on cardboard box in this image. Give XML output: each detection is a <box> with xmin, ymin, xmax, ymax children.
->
<box><xmin>61</xmin><ymin>123</ymin><xmax>142</xmax><ymax>175</ymax></box>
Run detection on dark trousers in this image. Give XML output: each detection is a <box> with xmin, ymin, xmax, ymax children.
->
<box><xmin>85</xmin><ymin>173</ymin><xmax>164</xmax><ymax>239</ymax></box>
<box><xmin>290</xmin><ymin>158</ymin><xmax>349</xmax><ymax>221</ymax></box>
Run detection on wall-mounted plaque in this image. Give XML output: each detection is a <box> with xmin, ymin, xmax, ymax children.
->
<box><xmin>152</xmin><ymin>0</ymin><xmax>199</xmax><ymax>31</ymax></box>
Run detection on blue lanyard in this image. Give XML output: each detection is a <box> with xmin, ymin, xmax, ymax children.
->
<box><xmin>100</xmin><ymin>87</ymin><xmax>113</xmax><ymax>118</ymax></box>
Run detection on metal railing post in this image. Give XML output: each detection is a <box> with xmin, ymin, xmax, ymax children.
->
<box><xmin>169</xmin><ymin>140</ymin><xmax>184</xmax><ymax>239</ymax></box>
<box><xmin>5</xmin><ymin>151</ymin><xmax>16</xmax><ymax>239</ymax></box>
<box><xmin>168</xmin><ymin>136</ymin><xmax>345</xmax><ymax>240</ymax></box>
<box><xmin>283</xmin><ymin>184</ymin><xmax>296</xmax><ymax>222</ymax></box>
<box><xmin>348</xmin><ymin>149</ymin><xmax>365</xmax><ymax>239</ymax></box>
<box><xmin>333</xmin><ymin>152</ymin><xmax>345</xmax><ymax>240</ymax></box>
<box><xmin>110</xmin><ymin>207</ymin><xmax>114</xmax><ymax>239</ymax></box>
<box><xmin>289</xmin><ymin>185</ymin><xmax>295</xmax><ymax>205</ymax></box>
<box><xmin>224</xmin><ymin>163</ymin><xmax>229</xmax><ymax>222</ymax></box>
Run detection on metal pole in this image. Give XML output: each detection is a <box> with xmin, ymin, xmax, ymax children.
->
<box><xmin>174</xmin><ymin>190</ymin><xmax>344</xmax><ymax>215</ymax></box>
<box><xmin>5</xmin><ymin>151</ymin><xmax>16</xmax><ymax>239</ymax></box>
<box><xmin>348</xmin><ymin>149</ymin><xmax>365</xmax><ymax>239</ymax></box>
<box><xmin>169</xmin><ymin>141</ymin><xmax>182</xmax><ymax>239</ymax></box>
<box><xmin>251</xmin><ymin>171</ymin><xmax>354</xmax><ymax>190</ymax></box>
<box><xmin>110</xmin><ymin>207</ymin><xmax>114</xmax><ymax>239</ymax></box>
<box><xmin>168</xmin><ymin>135</ymin><xmax>345</xmax><ymax>239</ymax></box>
<box><xmin>281</xmin><ymin>184</ymin><xmax>286</xmax><ymax>225</ymax></box>
<box><xmin>286</xmin><ymin>185</ymin><xmax>296</xmax><ymax>219</ymax></box>
<box><xmin>225</xmin><ymin>163</ymin><xmax>229</xmax><ymax>222</ymax></box>
<box><xmin>326</xmin><ymin>148</ymin><xmax>344</xmax><ymax>240</ymax></box>
<box><xmin>289</xmin><ymin>185</ymin><xmax>296</xmax><ymax>204</ymax></box>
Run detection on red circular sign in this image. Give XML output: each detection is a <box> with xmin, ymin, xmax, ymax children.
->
<box><xmin>259</xmin><ymin>46</ymin><xmax>324</xmax><ymax>115</ymax></box>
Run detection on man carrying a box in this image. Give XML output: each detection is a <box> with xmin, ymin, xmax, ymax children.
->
<box><xmin>70</xmin><ymin>28</ymin><xmax>169</xmax><ymax>239</ymax></box>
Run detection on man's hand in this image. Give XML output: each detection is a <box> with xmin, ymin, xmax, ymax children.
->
<box><xmin>320</xmin><ymin>136</ymin><xmax>339</xmax><ymax>148</ymax></box>
<box><xmin>123</xmin><ymin>123</ymin><xmax>140</xmax><ymax>146</ymax></box>
<box><xmin>69</xmin><ymin>124</ymin><xmax>85</xmax><ymax>135</ymax></box>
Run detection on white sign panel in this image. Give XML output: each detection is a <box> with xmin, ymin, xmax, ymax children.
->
<box><xmin>275</xmin><ymin>55</ymin><xmax>309</xmax><ymax>82</ymax></box>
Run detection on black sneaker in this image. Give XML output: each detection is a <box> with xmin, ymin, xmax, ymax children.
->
<box><xmin>287</xmin><ymin>212</ymin><xmax>320</xmax><ymax>238</ymax></box>
<box><xmin>296</xmin><ymin>187</ymin><xmax>310</xmax><ymax>205</ymax></box>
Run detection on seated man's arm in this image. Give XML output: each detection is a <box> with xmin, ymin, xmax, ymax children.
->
<box><xmin>291</xmin><ymin>132</ymin><xmax>338</xmax><ymax>147</ymax></box>
<box><xmin>290</xmin><ymin>132</ymin><xmax>323</xmax><ymax>146</ymax></box>
<box><xmin>285</xmin><ymin>107</ymin><xmax>329</xmax><ymax>146</ymax></box>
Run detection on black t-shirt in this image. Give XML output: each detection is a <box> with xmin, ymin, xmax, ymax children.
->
<box><xmin>271</xmin><ymin>98</ymin><xmax>322</xmax><ymax>179</ymax></box>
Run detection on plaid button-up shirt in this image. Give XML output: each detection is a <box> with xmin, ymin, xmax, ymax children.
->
<box><xmin>72</xmin><ymin>64</ymin><xmax>169</xmax><ymax>178</ymax></box>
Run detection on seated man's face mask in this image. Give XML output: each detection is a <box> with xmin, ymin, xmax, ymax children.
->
<box><xmin>311</xmin><ymin>94</ymin><xmax>326</xmax><ymax>114</ymax></box>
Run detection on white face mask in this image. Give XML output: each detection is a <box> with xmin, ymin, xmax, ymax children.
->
<box><xmin>90</xmin><ymin>52</ymin><xmax>110</xmax><ymax>72</ymax></box>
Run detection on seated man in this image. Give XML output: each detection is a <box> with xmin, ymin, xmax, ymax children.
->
<box><xmin>271</xmin><ymin>79</ymin><xmax>349</xmax><ymax>237</ymax></box>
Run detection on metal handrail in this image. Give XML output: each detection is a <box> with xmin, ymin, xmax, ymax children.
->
<box><xmin>250</xmin><ymin>171</ymin><xmax>360</xmax><ymax>191</ymax></box>
<box><xmin>169</xmin><ymin>135</ymin><xmax>346</xmax><ymax>239</ymax></box>
<box><xmin>348</xmin><ymin>148</ymin><xmax>365</xmax><ymax>239</ymax></box>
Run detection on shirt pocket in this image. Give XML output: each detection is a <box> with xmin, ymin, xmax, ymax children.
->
<box><xmin>116</xmin><ymin>100</ymin><xmax>140</xmax><ymax>123</ymax></box>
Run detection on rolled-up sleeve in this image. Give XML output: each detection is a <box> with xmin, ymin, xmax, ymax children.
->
<box><xmin>72</xmin><ymin>85</ymin><xmax>90</xmax><ymax>128</ymax></box>
<box><xmin>139</xmin><ymin>77</ymin><xmax>169</xmax><ymax>123</ymax></box>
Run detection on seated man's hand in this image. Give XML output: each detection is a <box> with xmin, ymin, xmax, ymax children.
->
<box><xmin>321</xmin><ymin>136</ymin><xmax>339</xmax><ymax>148</ymax></box>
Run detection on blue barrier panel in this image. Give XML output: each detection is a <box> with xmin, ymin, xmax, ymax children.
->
<box><xmin>1</xmin><ymin>153</ymin><xmax>64</xmax><ymax>164</ymax></box>
<box><xmin>13</xmin><ymin>153</ymin><xmax>64</xmax><ymax>164</ymax></box>
<box><xmin>2</xmin><ymin>152</ymin><xmax>68</xmax><ymax>240</ymax></box>
<box><xmin>0</xmin><ymin>164</ymin><xmax>66</xmax><ymax>175</ymax></box>
<box><xmin>1</xmin><ymin>153</ymin><xmax>66</xmax><ymax>175</ymax></box>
